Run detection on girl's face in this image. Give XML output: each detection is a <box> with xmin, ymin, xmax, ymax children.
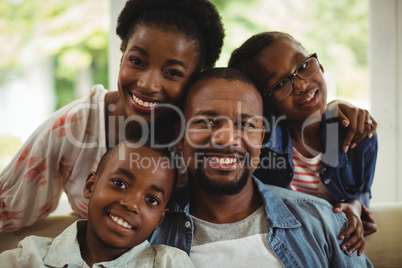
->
<box><xmin>118</xmin><ymin>25</ymin><xmax>200</xmax><ymax>124</ymax></box>
<box><xmin>243</xmin><ymin>37</ymin><xmax>327</xmax><ymax>122</ymax></box>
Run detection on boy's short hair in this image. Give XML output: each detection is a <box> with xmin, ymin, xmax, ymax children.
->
<box><xmin>95</xmin><ymin>140</ymin><xmax>177</xmax><ymax>186</ymax></box>
<box><xmin>116</xmin><ymin>0</ymin><xmax>224</xmax><ymax>70</ymax></box>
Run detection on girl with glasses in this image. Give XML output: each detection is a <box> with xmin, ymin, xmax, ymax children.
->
<box><xmin>229</xmin><ymin>31</ymin><xmax>378</xmax><ymax>257</ymax></box>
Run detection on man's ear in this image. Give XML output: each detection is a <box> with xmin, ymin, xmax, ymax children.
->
<box><xmin>154</xmin><ymin>208</ymin><xmax>169</xmax><ymax>230</ymax></box>
<box><xmin>83</xmin><ymin>171</ymin><xmax>97</xmax><ymax>199</ymax></box>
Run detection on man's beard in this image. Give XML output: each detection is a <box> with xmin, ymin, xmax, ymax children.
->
<box><xmin>189</xmin><ymin>158</ymin><xmax>250</xmax><ymax>196</ymax></box>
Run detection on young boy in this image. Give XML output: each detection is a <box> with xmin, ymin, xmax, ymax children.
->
<box><xmin>0</xmin><ymin>140</ymin><xmax>194</xmax><ymax>267</ymax></box>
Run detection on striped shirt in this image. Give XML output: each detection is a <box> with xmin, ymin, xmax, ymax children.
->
<box><xmin>289</xmin><ymin>147</ymin><xmax>334</xmax><ymax>203</ymax></box>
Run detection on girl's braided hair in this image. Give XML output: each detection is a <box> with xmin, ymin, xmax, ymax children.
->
<box><xmin>228</xmin><ymin>31</ymin><xmax>305</xmax><ymax>70</ymax></box>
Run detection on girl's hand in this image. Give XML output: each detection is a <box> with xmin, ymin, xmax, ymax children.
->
<box><xmin>361</xmin><ymin>204</ymin><xmax>377</xmax><ymax>236</ymax></box>
<box><xmin>327</xmin><ymin>100</ymin><xmax>377</xmax><ymax>153</ymax></box>
<box><xmin>334</xmin><ymin>199</ymin><xmax>365</xmax><ymax>256</ymax></box>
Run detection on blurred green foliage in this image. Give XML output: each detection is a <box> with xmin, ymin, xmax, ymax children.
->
<box><xmin>210</xmin><ymin>0</ymin><xmax>368</xmax><ymax>99</ymax></box>
<box><xmin>0</xmin><ymin>0</ymin><xmax>108</xmax><ymax>169</ymax></box>
<box><xmin>0</xmin><ymin>0</ymin><xmax>368</xmax><ymax>106</ymax></box>
<box><xmin>210</xmin><ymin>0</ymin><xmax>264</xmax><ymax>67</ymax></box>
<box><xmin>54</xmin><ymin>31</ymin><xmax>108</xmax><ymax>109</ymax></box>
<box><xmin>0</xmin><ymin>0</ymin><xmax>108</xmax><ymax>109</ymax></box>
<box><xmin>306</xmin><ymin>0</ymin><xmax>368</xmax><ymax>67</ymax></box>
<box><xmin>304</xmin><ymin>0</ymin><xmax>368</xmax><ymax>98</ymax></box>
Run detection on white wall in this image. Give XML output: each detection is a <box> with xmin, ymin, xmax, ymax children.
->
<box><xmin>0</xmin><ymin>58</ymin><xmax>56</xmax><ymax>142</ymax></box>
<box><xmin>108</xmin><ymin>0</ymin><xmax>125</xmax><ymax>91</ymax></box>
<box><xmin>369</xmin><ymin>0</ymin><xmax>402</xmax><ymax>203</ymax></box>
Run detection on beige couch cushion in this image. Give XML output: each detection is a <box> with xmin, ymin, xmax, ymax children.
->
<box><xmin>0</xmin><ymin>215</ymin><xmax>80</xmax><ymax>253</ymax></box>
<box><xmin>364</xmin><ymin>202</ymin><xmax>402</xmax><ymax>268</ymax></box>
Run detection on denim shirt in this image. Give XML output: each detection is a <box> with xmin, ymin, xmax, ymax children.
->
<box><xmin>254</xmin><ymin>109</ymin><xmax>378</xmax><ymax>207</ymax></box>
<box><xmin>149</xmin><ymin>178</ymin><xmax>373</xmax><ymax>267</ymax></box>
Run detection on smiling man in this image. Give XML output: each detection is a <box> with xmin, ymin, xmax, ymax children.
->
<box><xmin>149</xmin><ymin>67</ymin><xmax>373</xmax><ymax>268</ymax></box>
<box><xmin>181</xmin><ymin>70</ymin><xmax>265</xmax><ymax>200</ymax></box>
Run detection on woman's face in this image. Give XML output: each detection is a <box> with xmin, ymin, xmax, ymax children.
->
<box><xmin>243</xmin><ymin>37</ymin><xmax>327</xmax><ymax>123</ymax></box>
<box><xmin>118</xmin><ymin>25</ymin><xmax>200</xmax><ymax>124</ymax></box>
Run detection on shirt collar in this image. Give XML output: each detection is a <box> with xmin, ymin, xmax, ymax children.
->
<box><xmin>44</xmin><ymin>220</ymin><xmax>87</xmax><ymax>267</ymax></box>
<box><xmin>169</xmin><ymin>177</ymin><xmax>302</xmax><ymax>230</ymax></box>
<box><xmin>253</xmin><ymin>177</ymin><xmax>301</xmax><ymax>229</ymax></box>
<box><xmin>44</xmin><ymin>220</ymin><xmax>154</xmax><ymax>267</ymax></box>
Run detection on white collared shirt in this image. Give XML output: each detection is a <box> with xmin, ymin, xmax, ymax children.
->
<box><xmin>0</xmin><ymin>220</ymin><xmax>195</xmax><ymax>268</ymax></box>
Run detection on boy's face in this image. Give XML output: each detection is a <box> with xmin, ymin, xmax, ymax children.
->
<box><xmin>179</xmin><ymin>78</ymin><xmax>265</xmax><ymax>195</ymax></box>
<box><xmin>84</xmin><ymin>146</ymin><xmax>175</xmax><ymax>251</ymax></box>
<box><xmin>243</xmin><ymin>37</ymin><xmax>327</xmax><ymax>122</ymax></box>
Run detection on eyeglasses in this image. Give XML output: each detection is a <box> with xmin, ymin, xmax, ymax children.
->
<box><xmin>264</xmin><ymin>53</ymin><xmax>320</xmax><ymax>101</ymax></box>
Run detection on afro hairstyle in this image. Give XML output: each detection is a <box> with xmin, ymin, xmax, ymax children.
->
<box><xmin>116</xmin><ymin>0</ymin><xmax>225</xmax><ymax>70</ymax></box>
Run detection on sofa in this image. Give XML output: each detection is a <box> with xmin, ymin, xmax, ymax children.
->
<box><xmin>1</xmin><ymin>202</ymin><xmax>401</xmax><ymax>267</ymax></box>
<box><xmin>364</xmin><ymin>202</ymin><xmax>402</xmax><ymax>267</ymax></box>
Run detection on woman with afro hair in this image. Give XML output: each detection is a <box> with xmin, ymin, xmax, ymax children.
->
<box><xmin>0</xmin><ymin>0</ymin><xmax>225</xmax><ymax>232</ymax></box>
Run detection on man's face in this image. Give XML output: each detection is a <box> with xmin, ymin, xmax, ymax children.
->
<box><xmin>179</xmin><ymin>78</ymin><xmax>265</xmax><ymax>196</ymax></box>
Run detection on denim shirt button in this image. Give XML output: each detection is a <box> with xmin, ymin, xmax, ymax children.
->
<box><xmin>324</xmin><ymin>179</ymin><xmax>330</xmax><ymax>184</ymax></box>
<box><xmin>185</xmin><ymin>221</ymin><xmax>191</xmax><ymax>228</ymax></box>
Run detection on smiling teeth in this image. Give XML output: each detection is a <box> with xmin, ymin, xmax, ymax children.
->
<box><xmin>210</xmin><ymin>157</ymin><xmax>237</xmax><ymax>164</ymax></box>
<box><xmin>304</xmin><ymin>91</ymin><xmax>316</xmax><ymax>104</ymax></box>
<box><xmin>132</xmin><ymin>95</ymin><xmax>157</xmax><ymax>108</ymax></box>
<box><xmin>110</xmin><ymin>214</ymin><xmax>133</xmax><ymax>229</ymax></box>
